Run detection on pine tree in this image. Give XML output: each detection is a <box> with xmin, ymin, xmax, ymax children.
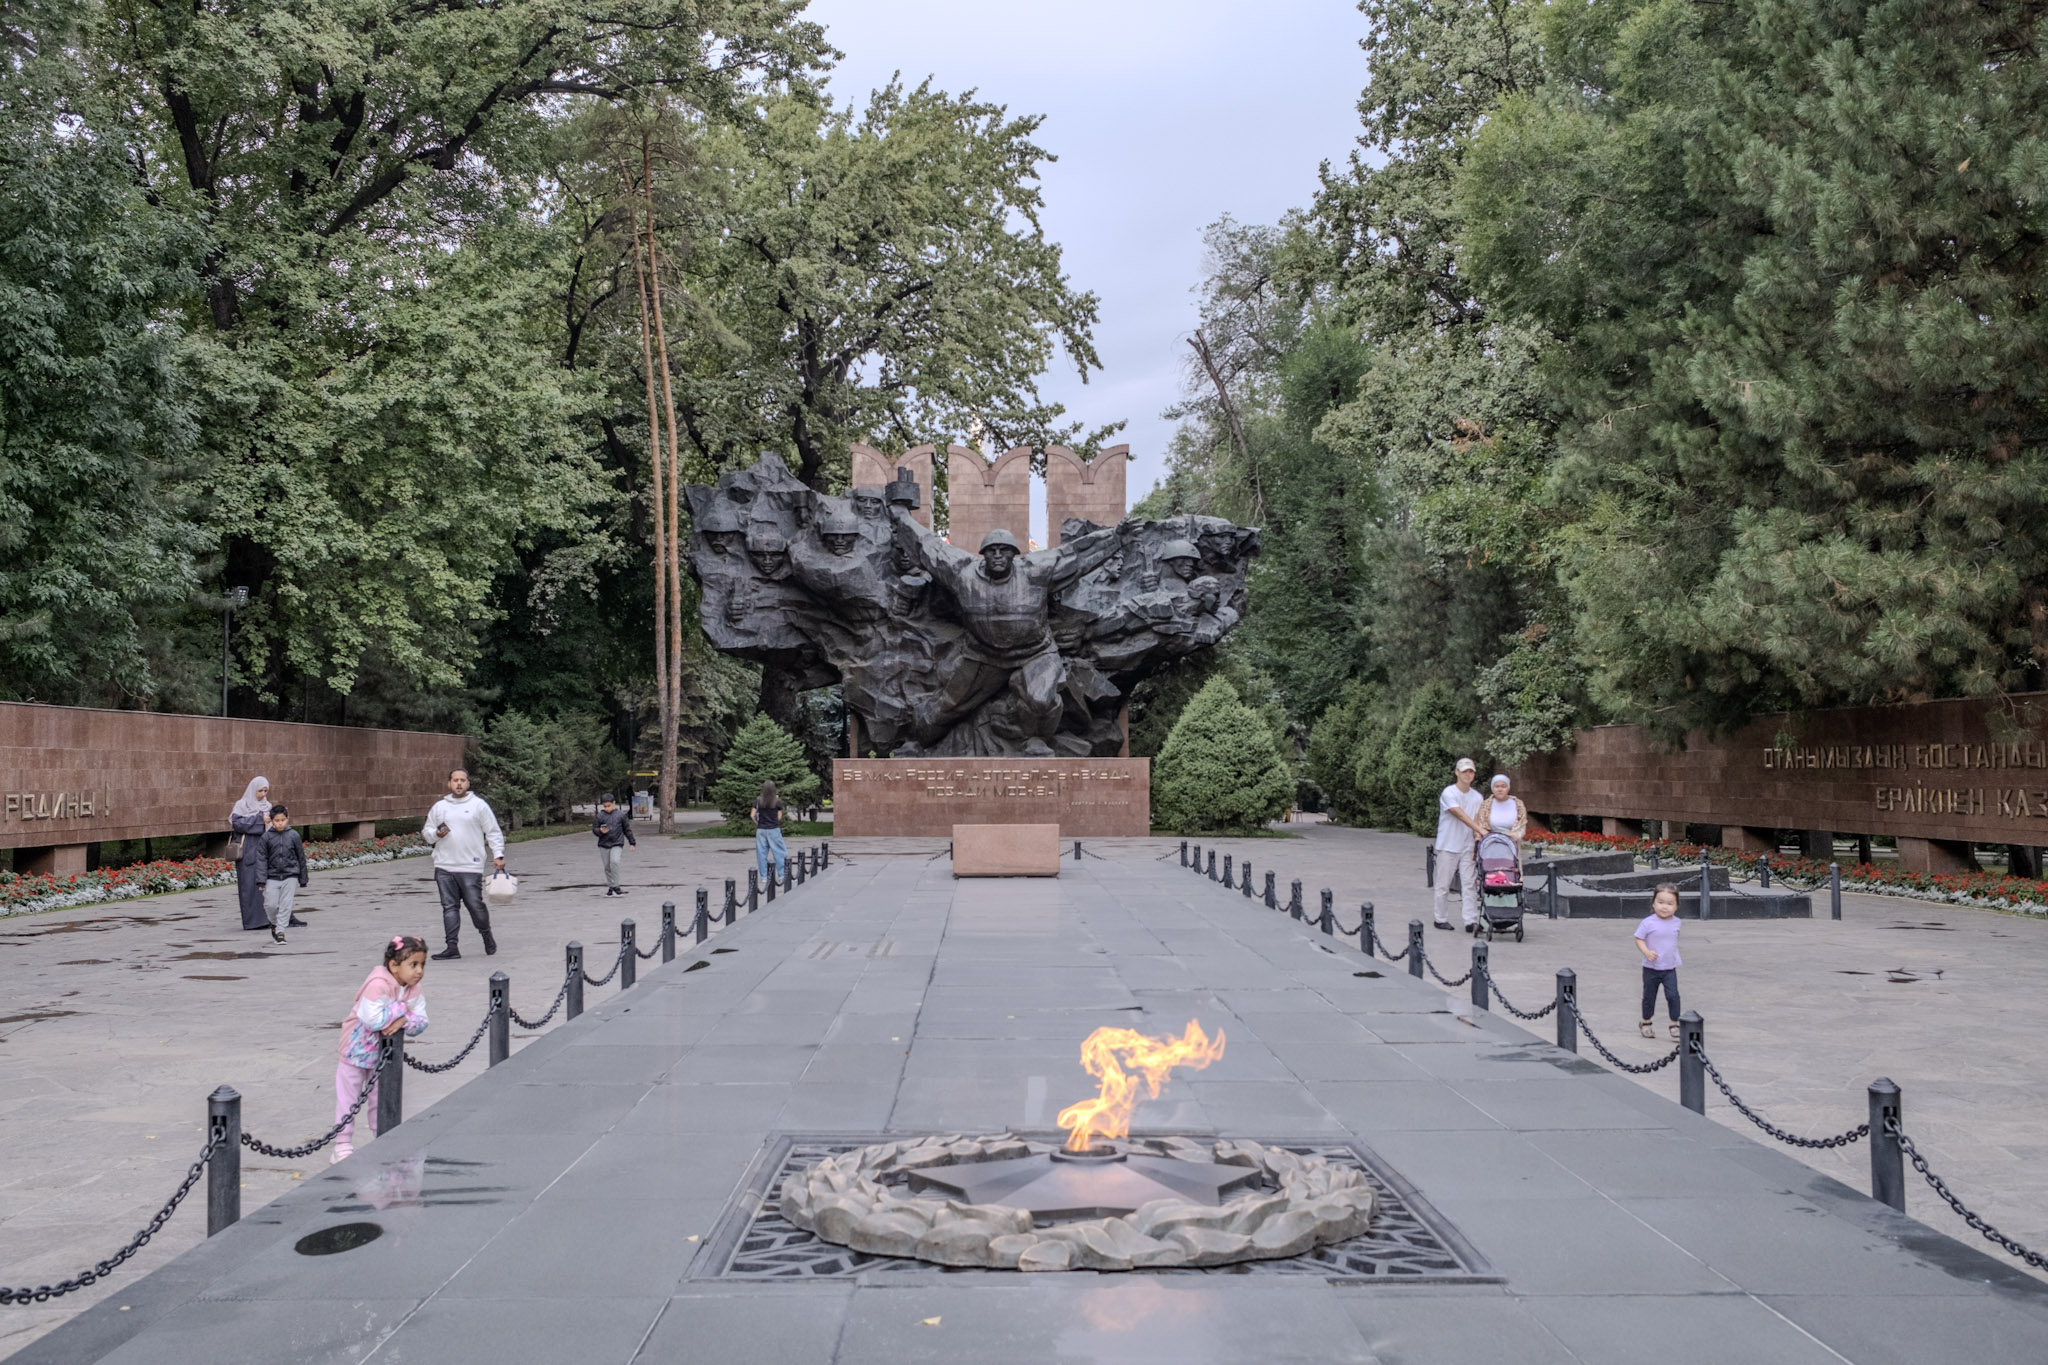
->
<box><xmin>1152</xmin><ymin>679</ymin><xmax>1294</xmax><ymax>834</ymax></box>
<box><xmin>1379</xmin><ymin>682</ymin><xmax>1481</xmax><ymax>838</ymax></box>
<box><xmin>710</xmin><ymin>715</ymin><xmax>821</xmax><ymax>828</ymax></box>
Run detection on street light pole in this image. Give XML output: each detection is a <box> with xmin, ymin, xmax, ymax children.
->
<box><xmin>221</xmin><ymin>587</ymin><xmax>248</xmax><ymax>718</ymax></box>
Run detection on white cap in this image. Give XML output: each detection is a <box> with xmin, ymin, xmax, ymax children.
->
<box><xmin>1455</xmin><ymin>757</ymin><xmax>1476</xmax><ymax>772</ymax></box>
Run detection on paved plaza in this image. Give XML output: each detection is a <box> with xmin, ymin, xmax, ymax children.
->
<box><xmin>3</xmin><ymin>827</ymin><xmax>2046</xmax><ymax>1363</ymax></box>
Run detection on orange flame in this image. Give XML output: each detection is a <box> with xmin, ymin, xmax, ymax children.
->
<box><xmin>1056</xmin><ymin>1020</ymin><xmax>1226</xmax><ymax>1152</ymax></box>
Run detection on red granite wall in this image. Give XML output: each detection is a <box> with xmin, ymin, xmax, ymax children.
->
<box><xmin>832</xmin><ymin>758</ymin><xmax>1151</xmax><ymax>836</ymax></box>
<box><xmin>1</xmin><ymin>703</ymin><xmax>468</xmax><ymax>848</ymax></box>
<box><xmin>1509</xmin><ymin>694</ymin><xmax>2048</xmax><ymax>845</ymax></box>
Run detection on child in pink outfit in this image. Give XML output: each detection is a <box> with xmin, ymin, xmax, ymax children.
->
<box><xmin>333</xmin><ymin>935</ymin><xmax>430</xmax><ymax>1164</ymax></box>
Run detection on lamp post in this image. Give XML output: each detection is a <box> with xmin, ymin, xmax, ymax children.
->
<box><xmin>220</xmin><ymin>586</ymin><xmax>247</xmax><ymax>717</ymax></box>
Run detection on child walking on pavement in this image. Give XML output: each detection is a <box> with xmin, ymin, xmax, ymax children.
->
<box><xmin>333</xmin><ymin>935</ymin><xmax>430</xmax><ymax>1164</ymax></box>
<box><xmin>591</xmin><ymin>792</ymin><xmax>636</xmax><ymax>896</ymax></box>
<box><xmin>1637</xmin><ymin>883</ymin><xmax>1682</xmax><ymax>1040</ymax></box>
<box><xmin>259</xmin><ymin>805</ymin><xmax>309</xmax><ymax>944</ymax></box>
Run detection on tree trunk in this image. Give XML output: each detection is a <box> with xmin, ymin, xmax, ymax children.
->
<box><xmin>625</xmin><ymin>151</ymin><xmax>674</xmax><ymax>835</ymax></box>
<box><xmin>1188</xmin><ymin>332</ymin><xmax>1265</xmax><ymax>523</ymax></box>
<box><xmin>643</xmin><ymin>134</ymin><xmax>685</xmax><ymax>835</ymax></box>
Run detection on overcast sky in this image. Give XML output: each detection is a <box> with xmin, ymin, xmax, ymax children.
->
<box><xmin>804</xmin><ymin>0</ymin><xmax>1369</xmax><ymax>535</ymax></box>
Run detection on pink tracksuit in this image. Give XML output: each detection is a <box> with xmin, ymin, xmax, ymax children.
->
<box><xmin>334</xmin><ymin>965</ymin><xmax>428</xmax><ymax>1147</ymax></box>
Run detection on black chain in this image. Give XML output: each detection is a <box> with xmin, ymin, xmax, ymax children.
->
<box><xmin>242</xmin><ymin>1045</ymin><xmax>392</xmax><ymax>1159</ymax></box>
<box><xmin>404</xmin><ymin>1002</ymin><xmax>496</xmax><ymax>1074</ymax></box>
<box><xmin>1564</xmin><ymin>998</ymin><xmax>1679</xmax><ymax>1073</ymax></box>
<box><xmin>1423</xmin><ymin>953</ymin><xmax>1474</xmax><ymax>988</ymax></box>
<box><xmin>1691</xmin><ymin>1042</ymin><xmax>1869</xmax><ymax>1149</ymax></box>
<box><xmin>633</xmin><ymin>940</ymin><xmax>662</xmax><ymax>960</ymax></box>
<box><xmin>1887</xmin><ymin>1118</ymin><xmax>2048</xmax><ymax>1270</ymax></box>
<box><xmin>1</xmin><ymin>1131</ymin><xmax>223</xmax><ymax>1304</ymax></box>
<box><xmin>1331</xmin><ymin>918</ymin><xmax>1361</xmax><ymax>938</ymax></box>
<box><xmin>582</xmin><ymin>943</ymin><xmax>625</xmax><ymax>988</ymax></box>
<box><xmin>510</xmin><ymin>969</ymin><xmax>573</xmax><ymax>1030</ymax></box>
<box><xmin>1475</xmin><ymin>965</ymin><xmax>1556</xmax><ymax>1019</ymax></box>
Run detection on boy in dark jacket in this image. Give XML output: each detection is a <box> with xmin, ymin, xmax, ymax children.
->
<box><xmin>591</xmin><ymin>793</ymin><xmax>636</xmax><ymax>896</ymax></box>
<box><xmin>259</xmin><ymin>806</ymin><xmax>310</xmax><ymax>943</ymax></box>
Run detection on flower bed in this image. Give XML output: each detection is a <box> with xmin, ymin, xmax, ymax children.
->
<box><xmin>0</xmin><ymin>833</ymin><xmax>431</xmax><ymax>918</ymax></box>
<box><xmin>1535</xmin><ymin>830</ymin><xmax>2048</xmax><ymax>915</ymax></box>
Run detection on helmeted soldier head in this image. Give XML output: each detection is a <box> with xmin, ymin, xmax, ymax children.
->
<box><xmin>701</xmin><ymin>504</ymin><xmax>744</xmax><ymax>556</ymax></box>
<box><xmin>979</xmin><ymin>528</ymin><xmax>1022</xmax><ymax>582</ymax></box>
<box><xmin>1187</xmin><ymin>575</ymin><xmax>1221</xmax><ymax>614</ymax></box>
<box><xmin>817</xmin><ymin>505</ymin><xmax>860</xmax><ymax>556</ymax></box>
<box><xmin>747</xmin><ymin>526</ymin><xmax>791</xmax><ymax>579</ymax></box>
<box><xmin>851</xmin><ymin>486</ymin><xmax>887</xmax><ymax>520</ymax></box>
<box><xmin>1160</xmin><ymin>539</ymin><xmax>1200</xmax><ymax>581</ymax></box>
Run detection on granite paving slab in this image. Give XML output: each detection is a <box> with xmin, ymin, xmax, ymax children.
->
<box><xmin>14</xmin><ymin>852</ymin><xmax>2048</xmax><ymax>1364</ymax></box>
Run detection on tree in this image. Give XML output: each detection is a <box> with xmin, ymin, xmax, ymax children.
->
<box><xmin>1152</xmin><ymin>678</ymin><xmax>1294</xmax><ymax>834</ymax></box>
<box><xmin>1379</xmin><ymin>682</ymin><xmax>1481</xmax><ymax>837</ymax></box>
<box><xmin>709</xmin><ymin>713</ymin><xmax>819</xmax><ymax>827</ymax></box>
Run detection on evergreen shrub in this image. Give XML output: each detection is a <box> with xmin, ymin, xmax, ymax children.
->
<box><xmin>711</xmin><ymin>714</ymin><xmax>821</xmax><ymax>827</ymax></box>
<box><xmin>1152</xmin><ymin>678</ymin><xmax>1293</xmax><ymax>833</ymax></box>
<box><xmin>1380</xmin><ymin>681</ymin><xmax>1481</xmax><ymax>837</ymax></box>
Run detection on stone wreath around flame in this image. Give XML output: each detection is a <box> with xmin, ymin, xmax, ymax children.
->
<box><xmin>778</xmin><ymin>1133</ymin><xmax>1376</xmax><ymax>1272</ymax></box>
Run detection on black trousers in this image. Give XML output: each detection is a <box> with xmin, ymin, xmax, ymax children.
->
<box><xmin>1641</xmin><ymin>966</ymin><xmax>1680</xmax><ymax>1021</ymax></box>
<box><xmin>435</xmin><ymin>870</ymin><xmax>492</xmax><ymax>947</ymax></box>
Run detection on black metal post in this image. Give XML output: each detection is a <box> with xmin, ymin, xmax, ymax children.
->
<box><xmin>1758</xmin><ymin>855</ymin><xmax>1772</xmax><ymax>889</ymax></box>
<box><xmin>1191</xmin><ymin>843</ymin><xmax>1201</xmax><ymax>875</ymax></box>
<box><xmin>1264</xmin><ymin>871</ymin><xmax>1276</xmax><ymax>910</ymax></box>
<box><xmin>1074</xmin><ymin>840</ymin><xmax>1082</xmax><ymax>861</ymax></box>
<box><xmin>1555</xmin><ymin>969</ymin><xmax>1577</xmax><ymax>1053</ymax></box>
<box><xmin>1830</xmin><ymin>862</ymin><xmax>1842</xmax><ymax>920</ymax></box>
<box><xmin>1207</xmin><ymin>850</ymin><xmax>1217</xmax><ymax>881</ymax></box>
<box><xmin>821</xmin><ymin>841</ymin><xmax>830</xmax><ymax>867</ymax></box>
<box><xmin>377</xmin><ymin>1030</ymin><xmax>404</xmax><ymax>1134</ymax></box>
<box><xmin>1547</xmin><ymin>861</ymin><xmax>1560</xmax><ymax>919</ymax></box>
<box><xmin>1699</xmin><ymin>855</ymin><xmax>1714</xmax><ymax>921</ymax></box>
<box><xmin>748</xmin><ymin>868</ymin><xmax>760</xmax><ymax>913</ymax></box>
<box><xmin>1471</xmin><ymin>941</ymin><xmax>1489</xmax><ymax>1010</ymax></box>
<box><xmin>1319</xmin><ymin>888</ymin><xmax>1334</xmax><ymax>935</ymax></box>
<box><xmin>725</xmin><ymin>878</ymin><xmax>737</xmax><ymax>923</ymax></box>
<box><xmin>1406</xmin><ymin>920</ymin><xmax>1425</xmax><ymax>979</ymax></box>
<box><xmin>1289</xmin><ymin>879</ymin><xmax>1304</xmax><ymax>920</ymax></box>
<box><xmin>1241</xmin><ymin>861</ymin><xmax>1253</xmax><ymax>898</ymax></box>
<box><xmin>489</xmin><ymin>972</ymin><xmax>509</xmax><ymax>1066</ymax></box>
<box><xmin>797</xmin><ymin>849</ymin><xmax>807</xmax><ymax>885</ymax></box>
<box><xmin>660</xmin><ymin>902</ymin><xmax>676</xmax><ymax>963</ymax></box>
<box><xmin>566</xmin><ymin>942</ymin><xmax>584</xmax><ymax>1020</ymax></box>
<box><xmin>1869</xmin><ymin>1078</ymin><xmax>1905</xmax><ymax>1211</ymax></box>
<box><xmin>696</xmin><ymin>887</ymin><xmax>709</xmax><ymax>943</ymax></box>
<box><xmin>1650</xmin><ymin>843</ymin><xmax>1661</xmax><ymax>870</ymax></box>
<box><xmin>1361</xmin><ymin>903</ymin><xmax>1376</xmax><ymax>955</ymax></box>
<box><xmin>206</xmin><ymin>1086</ymin><xmax>241</xmax><ymax>1235</ymax></box>
<box><xmin>1222</xmin><ymin>854</ymin><xmax>1232</xmax><ymax>888</ymax></box>
<box><xmin>783</xmin><ymin>859</ymin><xmax>793</xmax><ymax>893</ymax></box>
<box><xmin>620</xmin><ymin>920</ymin><xmax>637</xmax><ymax>990</ymax></box>
<box><xmin>1180</xmin><ymin>840</ymin><xmax>1188</xmax><ymax>868</ymax></box>
<box><xmin>766</xmin><ymin>865</ymin><xmax>777</xmax><ymax>903</ymax></box>
<box><xmin>1679</xmin><ymin>1011</ymin><xmax>1704</xmax><ymax>1114</ymax></box>
<box><xmin>1425</xmin><ymin>844</ymin><xmax>1436</xmax><ymax>888</ymax></box>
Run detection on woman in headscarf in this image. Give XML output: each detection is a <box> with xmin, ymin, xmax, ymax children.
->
<box><xmin>1485</xmin><ymin>774</ymin><xmax>1528</xmax><ymax>842</ymax></box>
<box><xmin>230</xmin><ymin>777</ymin><xmax>272</xmax><ymax>930</ymax></box>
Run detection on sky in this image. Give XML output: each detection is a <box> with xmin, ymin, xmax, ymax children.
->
<box><xmin>803</xmin><ymin>0</ymin><xmax>1369</xmax><ymax>536</ymax></box>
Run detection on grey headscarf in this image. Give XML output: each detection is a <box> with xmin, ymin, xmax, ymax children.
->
<box><xmin>231</xmin><ymin>776</ymin><xmax>272</xmax><ymax>820</ymax></box>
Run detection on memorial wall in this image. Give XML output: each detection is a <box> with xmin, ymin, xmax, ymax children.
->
<box><xmin>831</xmin><ymin>758</ymin><xmax>1151</xmax><ymax>837</ymax></box>
<box><xmin>1509</xmin><ymin>692</ymin><xmax>2048</xmax><ymax>871</ymax></box>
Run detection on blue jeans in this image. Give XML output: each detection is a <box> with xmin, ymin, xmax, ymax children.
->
<box><xmin>1642</xmin><ymin>967</ymin><xmax>1680</xmax><ymax>1022</ymax></box>
<box><xmin>755</xmin><ymin>828</ymin><xmax>787</xmax><ymax>885</ymax></box>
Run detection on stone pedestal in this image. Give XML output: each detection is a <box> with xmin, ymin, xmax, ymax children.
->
<box><xmin>1894</xmin><ymin>837</ymin><xmax>1977</xmax><ymax>874</ymax></box>
<box><xmin>952</xmin><ymin>823</ymin><xmax>1060</xmax><ymax>877</ymax></box>
<box><xmin>15</xmin><ymin>844</ymin><xmax>87</xmax><ymax>877</ymax></box>
<box><xmin>1601</xmin><ymin>817</ymin><xmax>1643</xmax><ymax>839</ymax></box>
<box><xmin>1722</xmin><ymin>826</ymin><xmax>1778</xmax><ymax>854</ymax></box>
<box><xmin>333</xmin><ymin>820</ymin><xmax>380</xmax><ymax>842</ymax></box>
<box><xmin>832</xmin><ymin>758</ymin><xmax>1149</xmax><ymax>837</ymax></box>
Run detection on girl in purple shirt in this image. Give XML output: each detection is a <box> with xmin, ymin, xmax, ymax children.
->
<box><xmin>1636</xmin><ymin>883</ymin><xmax>1682</xmax><ymax>1040</ymax></box>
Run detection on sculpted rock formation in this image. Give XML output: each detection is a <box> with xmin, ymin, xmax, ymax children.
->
<box><xmin>686</xmin><ymin>452</ymin><xmax>1259</xmax><ymax>758</ymax></box>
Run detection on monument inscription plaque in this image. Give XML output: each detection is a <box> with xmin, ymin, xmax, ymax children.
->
<box><xmin>832</xmin><ymin>758</ymin><xmax>1150</xmax><ymax>836</ymax></box>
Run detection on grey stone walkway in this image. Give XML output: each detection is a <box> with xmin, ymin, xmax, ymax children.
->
<box><xmin>16</xmin><ymin>849</ymin><xmax>2048</xmax><ymax>1364</ymax></box>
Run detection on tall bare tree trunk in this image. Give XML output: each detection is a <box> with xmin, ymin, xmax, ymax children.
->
<box><xmin>625</xmin><ymin>154</ymin><xmax>674</xmax><ymax>834</ymax></box>
<box><xmin>1188</xmin><ymin>333</ymin><xmax>1265</xmax><ymax>523</ymax></box>
<box><xmin>643</xmin><ymin>134</ymin><xmax>684</xmax><ymax>834</ymax></box>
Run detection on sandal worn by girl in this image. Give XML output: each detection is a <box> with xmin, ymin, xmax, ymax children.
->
<box><xmin>1638</xmin><ymin>1021</ymin><xmax>1656</xmax><ymax>1039</ymax></box>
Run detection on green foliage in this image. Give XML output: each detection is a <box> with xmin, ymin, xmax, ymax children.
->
<box><xmin>471</xmin><ymin>708</ymin><xmax>623</xmax><ymax>828</ymax></box>
<box><xmin>1379</xmin><ymin>682</ymin><xmax>1482</xmax><ymax>838</ymax></box>
<box><xmin>1152</xmin><ymin>678</ymin><xmax>1294</xmax><ymax>834</ymax></box>
<box><xmin>1305</xmin><ymin>682</ymin><xmax>1396</xmax><ymax>825</ymax></box>
<box><xmin>709</xmin><ymin>714</ymin><xmax>820</xmax><ymax>826</ymax></box>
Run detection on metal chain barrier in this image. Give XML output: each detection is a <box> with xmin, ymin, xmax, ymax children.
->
<box><xmin>1887</xmin><ymin>1118</ymin><xmax>2048</xmax><ymax>1270</ymax></box>
<box><xmin>1691</xmin><ymin>1042</ymin><xmax>1869</xmax><ymax>1149</ymax></box>
<box><xmin>1475</xmin><ymin>965</ymin><xmax>1556</xmax><ymax>1020</ymax></box>
<box><xmin>0</xmin><ymin>1130</ymin><xmax>223</xmax><ymax>1304</ymax></box>
<box><xmin>404</xmin><ymin>1002</ymin><xmax>497</xmax><ymax>1074</ymax></box>
<box><xmin>633</xmin><ymin>940</ymin><xmax>662</xmax><ymax>960</ymax></box>
<box><xmin>581</xmin><ymin>943</ymin><xmax>626</xmax><ymax>988</ymax></box>
<box><xmin>1422</xmin><ymin>952</ymin><xmax>1473</xmax><ymax>988</ymax></box>
<box><xmin>509</xmin><ymin>969</ymin><xmax>573</xmax><ymax>1030</ymax></box>
<box><xmin>242</xmin><ymin>1046</ymin><xmax>392</xmax><ymax>1159</ymax></box>
<box><xmin>1564</xmin><ymin>997</ymin><xmax>1679</xmax><ymax>1074</ymax></box>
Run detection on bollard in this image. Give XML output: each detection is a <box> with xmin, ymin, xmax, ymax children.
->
<box><xmin>489</xmin><ymin>972</ymin><xmax>510</xmax><ymax>1066</ymax></box>
<box><xmin>1868</xmin><ymin>1078</ymin><xmax>1905</xmax><ymax>1211</ymax></box>
<box><xmin>783</xmin><ymin>859</ymin><xmax>794</xmax><ymax>894</ymax></box>
<box><xmin>1191</xmin><ymin>844</ymin><xmax>1202</xmax><ymax>875</ymax></box>
<box><xmin>1555</xmin><ymin>969</ymin><xmax>1577</xmax><ymax>1053</ymax></box>
<box><xmin>206</xmin><ymin>1086</ymin><xmax>241</xmax><ymax>1236</ymax></box>
<box><xmin>821</xmin><ymin>840</ymin><xmax>830</xmax><ymax>867</ymax></box>
<box><xmin>1759</xmin><ymin>854</ymin><xmax>1772</xmax><ymax>889</ymax></box>
<box><xmin>1650</xmin><ymin>844</ymin><xmax>1660</xmax><ymax>870</ymax></box>
<box><xmin>1241</xmin><ymin>861</ymin><xmax>1253</xmax><ymax>897</ymax></box>
<box><xmin>1425</xmin><ymin>844</ymin><xmax>1436</xmax><ymax>888</ymax></box>
<box><xmin>661</xmin><ymin>902</ymin><xmax>677</xmax><ymax>963</ymax></box>
<box><xmin>1471</xmin><ymin>941</ymin><xmax>1489</xmax><ymax>1011</ymax></box>
<box><xmin>1289</xmin><ymin>879</ymin><xmax>1304</xmax><ymax>921</ymax></box>
<box><xmin>620</xmin><ymin>920</ymin><xmax>637</xmax><ymax>990</ymax></box>
<box><xmin>1180</xmin><ymin>840</ymin><xmax>1188</xmax><ymax>868</ymax></box>
<box><xmin>725</xmin><ymin>878</ymin><xmax>737</xmax><ymax>924</ymax></box>
<box><xmin>1830</xmin><ymin>862</ymin><xmax>1842</xmax><ymax>920</ymax></box>
<box><xmin>566</xmin><ymin>942</ymin><xmax>584</xmax><ymax>1020</ymax></box>
<box><xmin>748</xmin><ymin>868</ymin><xmax>760</xmax><ymax>913</ymax></box>
<box><xmin>1264</xmin><ymin>871</ymin><xmax>1276</xmax><ymax>910</ymax></box>
<box><xmin>1320</xmin><ymin>888</ymin><xmax>1334</xmax><ymax>935</ymax></box>
<box><xmin>1360</xmin><ymin>903</ymin><xmax>1376</xmax><ymax>955</ymax></box>
<box><xmin>766</xmin><ymin>866</ymin><xmax>777</xmax><ymax>903</ymax></box>
<box><xmin>1074</xmin><ymin>840</ymin><xmax>1082</xmax><ymax>861</ymax></box>
<box><xmin>1678</xmin><ymin>1011</ymin><xmax>1704</xmax><ymax>1114</ymax></box>
<box><xmin>696</xmin><ymin>887</ymin><xmax>710</xmax><ymax>943</ymax></box>
<box><xmin>1698</xmin><ymin>855</ymin><xmax>1714</xmax><ymax>921</ymax></box>
<box><xmin>1223</xmin><ymin>854</ymin><xmax>1233</xmax><ymax>888</ymax></box>
<box><xmin>797</xmin><ymin>850</ymin><xmax>807</xmax><ymax>885</ymax></box>
<box><xmin>1208</xmin><ymin>850</ymin><xmax>1217</xmax><ymax>882</ymax></box>
<box><xmin>1406</xmin><ymin>920</ymin><xmax>1425</xmax><ymax>979</ymax></box>
<box><xmin>377</xmin><ymin>1030</ymin><xmax>404</xmax><ymax>1135</ymax></box>
<box><xmin>1547</xmin><ymin>861</ymin><xmax>1559</xmax><ymax>920</ymax></box>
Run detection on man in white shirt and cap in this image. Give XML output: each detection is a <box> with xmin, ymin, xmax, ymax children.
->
<box><xmin>1433</xmin><ymin>757</ymin><xmax>1487</xmax><ymax>932</ymax></box>
<box><xmin>422</xmin><ymin>768</ymin><xmax>506</xmax><ymax>959</ymax></box>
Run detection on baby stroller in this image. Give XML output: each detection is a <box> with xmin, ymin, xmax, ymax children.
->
<box><xmin>1474</xmin><ymin>832</ymin><xmax>1525</xmax><ymax>941</ymax></box>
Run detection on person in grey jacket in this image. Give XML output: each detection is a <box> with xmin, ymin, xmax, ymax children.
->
<box><xmin>591</xmin><ymin>793</ymin><xmax>636</xmax><ymax>896</ymax></box>
<box><xmin>257</xmin><ymin>806</ymin><xmax>310</xmax><ymax>944</ymax></box>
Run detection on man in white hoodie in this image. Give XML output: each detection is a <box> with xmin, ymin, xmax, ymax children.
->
<box><xmin>422</xmin><ymin>768</ymin><xmax>506</xmax><ymax>960</ymax></box>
